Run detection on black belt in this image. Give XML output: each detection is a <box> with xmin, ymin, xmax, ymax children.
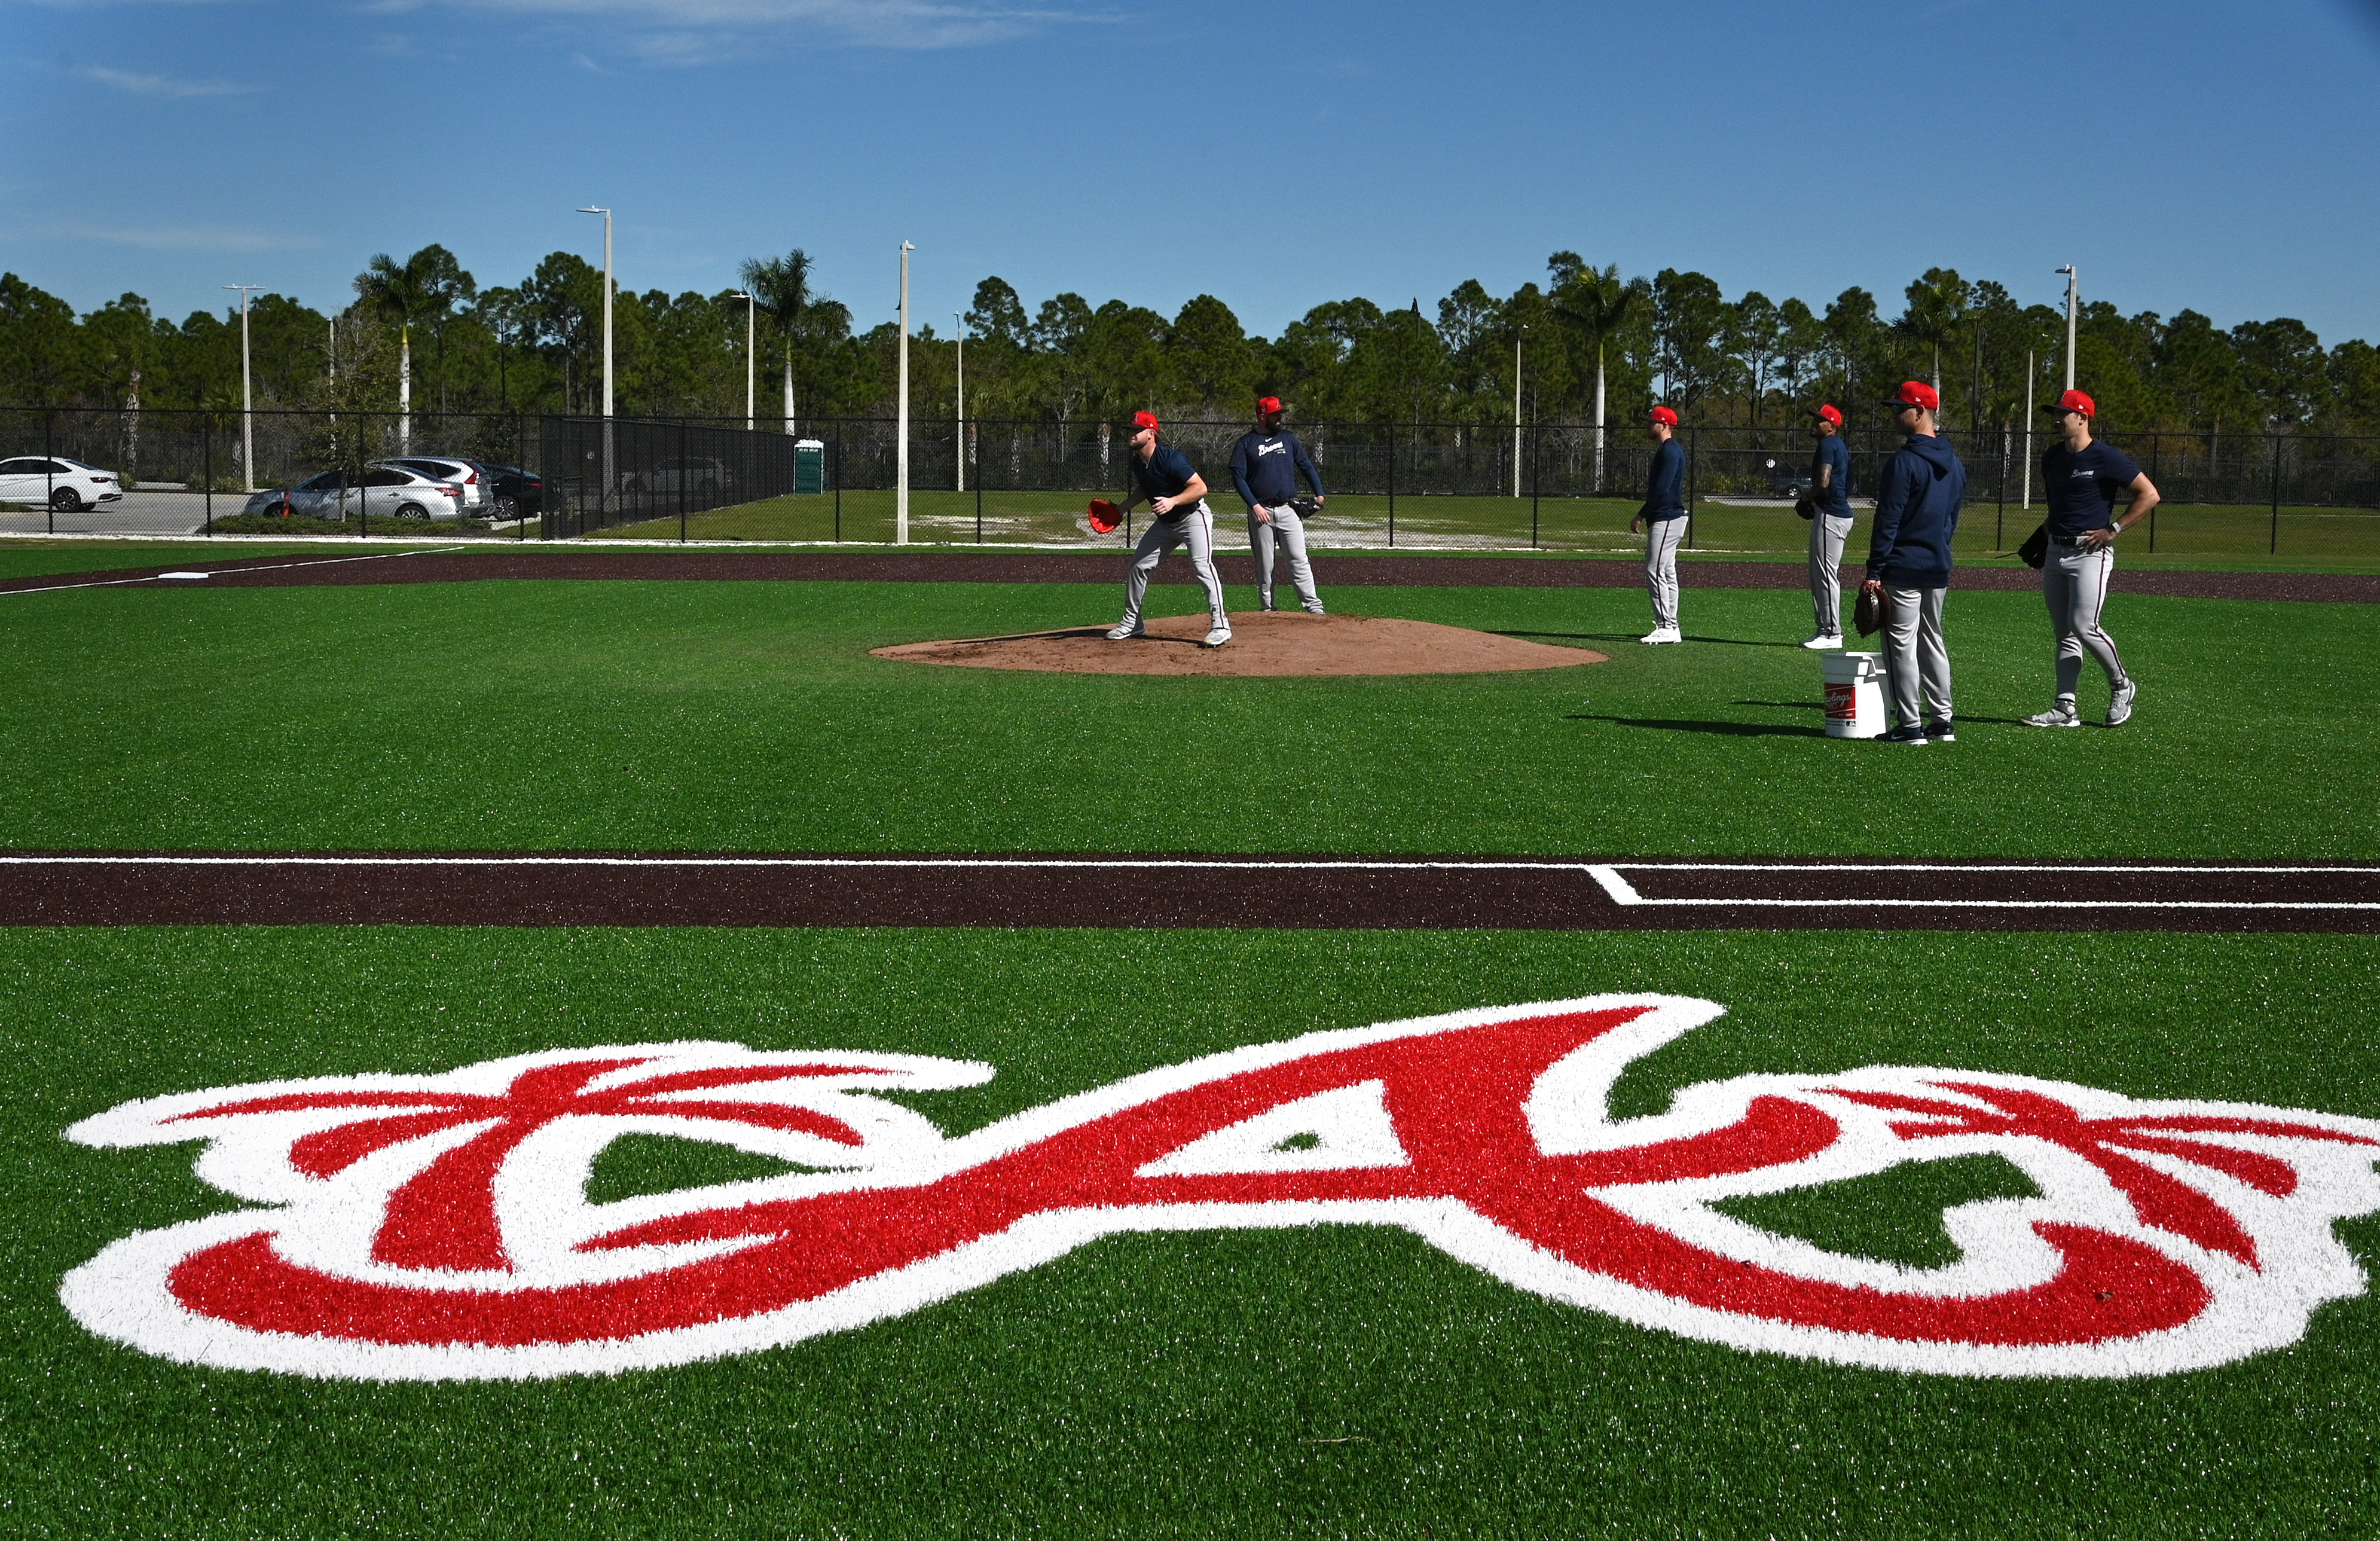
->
<box><xmin>2049</xmin><ymin>534</ymin><xmax>2106</xmax><ymax>547</ymax></box>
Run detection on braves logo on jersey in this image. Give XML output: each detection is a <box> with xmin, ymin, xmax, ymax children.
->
<box><xmin>62</xmin><ymin>995</ymin><xmax>2380</xmax><ymax>1382</ymax></box>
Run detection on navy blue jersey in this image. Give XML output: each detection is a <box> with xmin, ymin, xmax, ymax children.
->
<box><xmin>1639</xmin><ymin>437</ymin><xmax>1686</xmax><ymax>521</ymax></box>
<box><xmin>1229</xmin><ymin>429</ymin><xmax>1326</xmax><ymax>507</ymax></box>
<box><xmin>1866</xmin><ymin>433</ymin><xmax>1965</xmax><ymax>588</ymax></box>
<box><xmin>1131</xmin><ymin>443</ymin><xmax>1203</xmax><ymax>510</ymax></box>
<box><xmin>1811</xmin><ymin>434</ymin><xmax>1852</xmax><ymax>517</ymax></box>
<box><xmin>2042</xmin><ymin>440</ymin><xmax>2141</xmax><ymax>539</ymax></box>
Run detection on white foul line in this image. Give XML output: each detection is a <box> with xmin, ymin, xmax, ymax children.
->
<box><xmin>0</xmin><ymin>855</ymin><xmax>2374</xmax><ymax>912</ymax></box>
<box><xmin>0</xmin><ymin>545</ymin><xmax>466</xmax><ymax>597</ymax></box>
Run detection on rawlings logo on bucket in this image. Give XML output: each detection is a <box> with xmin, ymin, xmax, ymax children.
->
<box><xmin>60</xmin><ymin>996</ymin><xmax>2380</xmax><ymax>1381</ymax></box>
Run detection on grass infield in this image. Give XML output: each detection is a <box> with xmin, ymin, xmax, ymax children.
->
<box><xmin>0</xmin><ymin>574</ymin><xmax>2372</xmax><ymax>859</ymax></box>
<box><xmin>7</xmin><ymin>924</ymin><xmax>2379</xmax><ymax>1538</ymax></box>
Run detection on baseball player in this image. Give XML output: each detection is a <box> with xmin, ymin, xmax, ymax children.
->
<box><xmin>1801</xmin><ymin>404</ymin><xmax>1854</xmax><ymax>648</ymax></box>
<box><xmin>2024</xmin><ymin>389</ymin><xmax>2158</xmax><ymax>727</ymax></box>
<box><xmin>1106</xmin><ymin>410</ymin><xmax>1232</xmax><ymax>648</ymax></box>
<box><xmin>1860</xmin><ymin>381</ymin><xmax>1966</xmax><ymax>745</ymax></box>
<box><xmin>1227</xmin><ymin>395</ymin><xmax>1327</xmax><ymax>614</ymax></box>
<box><xmin>1628</xmin><ymin>405</ymin><xmax>1686</xmax><ymax>643</ymax></box>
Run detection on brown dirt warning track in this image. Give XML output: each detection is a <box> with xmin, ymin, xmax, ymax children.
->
<box><xmin>2</xmin><ymin>855</ymin><xmax>2375</xmax><ymax>933</ymax></box>
<box><xmin>5</xmin><ymin>548</ymin><xmax>2376</xmax><ymax>602</ymax></box>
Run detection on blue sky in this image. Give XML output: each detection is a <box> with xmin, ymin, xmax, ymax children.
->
<box><xmin>6</xmin><ymin>0</ymin><xmax>2378</xmax><ymax>344</ymax></box>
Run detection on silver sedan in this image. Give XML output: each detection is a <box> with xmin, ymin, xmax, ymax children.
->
<box><xmin>243</xmin><ymin>465</ymin><xmax>465</xmax><ymax>521</ymax></box>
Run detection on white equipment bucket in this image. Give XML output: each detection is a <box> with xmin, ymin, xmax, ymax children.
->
<box><xmin>1820</xmin><ymin>651</ymin><xmax>1886</xmax><ymax>739</ymax></box>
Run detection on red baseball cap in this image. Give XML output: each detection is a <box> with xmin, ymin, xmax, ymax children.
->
<box><xmin>1256</xmin><ymin>396</ymin><xmax>1283</xmax><ymax>416</ymax></box>
<box><xmin>1126</xmin><ymin>410</ymin><xmax>1159</xmax><ymax>433</ymax></box>
<box><xmin>1882</xmin><ymin>380</ymin><xmax>1939</xmax><ymax>413</ymax></box>
<box><xmin>1648</xmin><ymin>405</ymin><xmax>1678</xmax><ymax>426</ymax></box>
<box><xmin>2043</xmin><ymin>388</ymin><xmax>2096</xmax><ymax>418</ymax></box>
<box><xmin>1811</xmin><ymin>404</ymin><xmax>1843</xmax><ymax>426</ymax></box>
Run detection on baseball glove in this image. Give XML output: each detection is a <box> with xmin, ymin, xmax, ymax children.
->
<box><xmin>1290</xmin><ymin>496</ymin><xmax>1322</xmax><ymax>518</ymax></box>
<box><xmin>2017</xmin><ymin>523</ymin><xmax>2049</xmax><ymax>569</ymax></box>
<box><xmin>1854</xmin><ymin>584</ymin><xmax>1889</xmax><ymax>638</ymax></box>
<box><xmin>1794</xmin><ymin>498</ymin><xmax>1817</xmax><ymax>521</ymax></box>
<box><xmin>1087</xmin><ymin>498</ymin><xmax>1122</xmax><ymax>535</ymax></box>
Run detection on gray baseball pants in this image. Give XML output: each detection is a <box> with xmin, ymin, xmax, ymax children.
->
<box><xmin>1247</xmin><ymin>503</ymin><xmax>1322</xmax><ymax>611</ymax></box>
<box><xmin>2044</xmin><ymin>542</ymin><xmax>2127</xmax><ymax>704</ymax></box>
<box><xmin>1880</xmin><ymin>584</ymin><xmax>1953</xmax><ymax>728</ymax></box>
<box><xmin>1807</xmin><ymin>511</ymin><xmax>1853</xmax><ymax>636</ymax></box>
<box><xmin>1643</xmin><ymin>516</ymin><xmax>1687</xmax><ymax>630</ymax></box>
<box><xmin>1121</xmin><ymin>501</ymin><xmax>1229</xmax><ymax>631</ymax></box>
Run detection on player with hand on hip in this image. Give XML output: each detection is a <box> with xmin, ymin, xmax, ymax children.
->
<box><xmin>2024</xmin><ymin>389</ymin><xmax>2158</xmax><ymax>728</ymax></box>
<box><xmin>1228</xmin><ymin>395</ymin><xmax>1327</xmax><ymax>614</ymax></box>
<box><xmin>1629</xmin><ymin>405</ymin><xmax>1686</xmax><ymax>643</ymax></box>
<box><xmin>1107</xmin><ymin>410</ymin><xmax>1232</xmax><ymax>648</ymax></box>
<box><xmin>1860</xmin><ymin>382</ymin><xmax>1966</xmax><ymax>746</ymax></box>
<box><xmin>1801</xmin><ymin>404</ymin><xmax>1854</xmax><ymax>647</ymax></box>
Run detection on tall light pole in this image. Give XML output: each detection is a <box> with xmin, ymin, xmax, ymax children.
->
<box><xmin>578</xmin><ymin>206</ymin><xmax>613</xmax><ymax>512</ymax></box>
<box><xmin>223</xmin><ymin>285</ymin><xmax>258</xmax><ymax>492</ymax></box>
<box><xmin>1511</xmin><ymin>325</ymin><xmax>1526</xmax><ymax>498</ymax></box>
<box><xmin>896</xmin><ymin>240</ymin><xmax>912</xmax><ymax>545</ymax></box>
<box><xmin>730</xmin><ymin>291</ymin><xmax>755</xmax><ymax>431</ymax></box>
<box><xmin>2056</xmin><ymin>264</ymin><xmax>2078</xmax><ymax>391</ymax></box>
<box><xmin>953</xmin><ymin>311</ymin><xmax>965</xmax><ymax>494</ymax></box>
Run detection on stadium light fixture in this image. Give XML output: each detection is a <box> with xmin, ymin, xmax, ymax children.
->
<box><xmin>896</xmin><ymin>242</ymin><xmax>912</xmax><ymax>545</ymax></box>
<box><xmin>222</xmin><ymin>285</ymin><xmax>259</xmax><ymax>492</ymax></box>
<box><xmin>729</xmin><ymin>291</ymin><xmax>755</xmax><ymax>431</ymax></box>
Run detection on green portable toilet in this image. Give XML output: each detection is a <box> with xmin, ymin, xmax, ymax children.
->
<box><xmin>794</xmin><ymin>438</ymin><xmax>826</xmax><ymax>495</ymax></box>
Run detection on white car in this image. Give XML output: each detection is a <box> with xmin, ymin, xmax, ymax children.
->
<box><xmin>380</xmin><ymin>456</ymin><xmax>488</xmax><ymax>511</ymax></box>
<box><xmin>0</xmin><ymin>456</ymin><xmax>123</xmax><ymax>512</ymax></box>
<box><xmin>243</xmin><ymin>465</ymin><xmax>464</xmax><ymax>521</ymax></box>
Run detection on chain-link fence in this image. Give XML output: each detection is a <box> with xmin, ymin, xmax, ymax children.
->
<box><xmin>6</xmin><ymin>404</ymin><xmax>2376</xmax><ymax>557</ymax></box>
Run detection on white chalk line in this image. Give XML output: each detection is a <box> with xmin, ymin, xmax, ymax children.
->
<box><xmin>0</xmin><ymin>545</ymin><xmax>467</xmax><ymax>597</ymax></box>
<box><xmin>0</xmin><ymin>855</ymin><xmax>2374</xmax><ymax>912</ymax></box>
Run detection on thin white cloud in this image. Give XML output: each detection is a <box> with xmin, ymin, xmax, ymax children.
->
<box><xmin>467</xmin><ymin>0</ymin><xmax>1107</xmax><ymax>49</ymax></box>
<box><xmin>38</xmin><ymin>222</ymin><xmax>319</xmax><ymax>254</ymax></box>
<box><xmin>74</xmin><ymin>65</ymin><xmax>255</xmax><ymax>97</ymax></box>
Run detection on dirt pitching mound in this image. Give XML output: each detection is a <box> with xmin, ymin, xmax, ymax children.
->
<box><xmin>870</xmin><ymin>610</ymin><xmax>1606</xmax><ymax>676</ymax></box>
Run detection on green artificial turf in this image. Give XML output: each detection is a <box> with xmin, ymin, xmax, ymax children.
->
<box><xmin>1</xmin><ymin>575</ymin><xmax>2373</xmax><ymax>858</ymax></box>
<box><xmin>6</xmin><ymin>924</ymin><xmax>2379</xmax><ymax>1537</ymax></box>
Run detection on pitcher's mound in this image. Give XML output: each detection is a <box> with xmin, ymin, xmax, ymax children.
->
<box><xmin>870</xmin><ymin>611</ymin><xmax>1607</xmax><ymax>676</ymax></box>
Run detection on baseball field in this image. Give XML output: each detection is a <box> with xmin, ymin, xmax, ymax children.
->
<box><xmin>4</xmin><ymin>538</ymin><xmax>2378</xmax><ymax>1537</ymax></box>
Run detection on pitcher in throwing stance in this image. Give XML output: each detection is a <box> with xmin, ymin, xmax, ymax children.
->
<box><xmin>1107</xmin><ymin>410</ymin><xmax>1232</xmax><ymax>648</ymax></box>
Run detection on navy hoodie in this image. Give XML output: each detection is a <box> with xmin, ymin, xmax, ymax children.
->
<box><xmin>1865</xmin><ymin>433</ymin><xmax>1965</xmax><ymax>587</ymax></box>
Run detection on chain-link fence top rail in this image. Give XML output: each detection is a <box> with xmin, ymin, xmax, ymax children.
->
<box><xmin>7</xmin><ymin>406</ymin><xmax>2375</xmax><ymax>543</ymax></box>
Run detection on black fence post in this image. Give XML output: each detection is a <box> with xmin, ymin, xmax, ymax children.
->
<box><xmin>1684</xmin><ymin>425</ymin><xmax>1697</xmax><ymax>550</ymax></box>
<box><xmin>832</xmin><ymin>426</ymin><xmax>842</xmax><ymax>542</ymax></box>
<box><xmin>974</xmin><ymin>435</ymin><xmax>983</xmax><ymax>544</ymax></box>
<box><xmin>1385</xmin><ymin>428</ymin><xmax>1395</xmax><ymax>545</ymax></box>
<box><xmin>45</xmin><ymin>408</ymin><xmax>55</xmax><ymax>536</ymax></box>
<box><xmin>203</xmin><ymin>410</ymin><xmax>215</xmax><ymax>535</ymax></box>
<box><xmin>2270</xmin><ymin>434</ymin><xmax>2283</xmax><ymax>555</ymax></box>
<box><xmin>358</xmin><ymin>416</ymin><xmax>369</xmax><ymax>539</ymax></box>
<box><xmin>678</xmin><ymin>417</ymin><xmax>689</xmax><ymax>543</ymax></box>
<box><xmin>1530</xmin><ymin>422</ymin><xmax>1541</xmax><ymax>550</ymax></box>
<box><xmin>2147</xmin><ymin>432</ymin><xmax>2160</xmax><ymax>553</ymax></box>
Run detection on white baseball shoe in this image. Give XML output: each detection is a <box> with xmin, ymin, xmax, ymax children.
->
<box><xmin>1301</xmin><ymin>601</ymin><xmax>1327</xmax><ymax>615</ymax></box>
<box><xmin>2022</xmin><ymin>704</ymin><xmax>2081</xmax><ymax>728</ymax></box>
<box><xmin>1801</xmin><ymin>633</ymin><xmax>1843</xmax><ymax>649</ymax></box>
<box><xmin>2108</xmin><ymin>678</ymin><xmax>2138</xmax><ymax>727</ymax></box>
<box><xmin>1104</xmin><ymin>622</ymin><xmax>1144</xmax><ymax>642</ymax></box>
<box><xmin>1639</xmin><ymin>627</ymin><xmax>1682</xmax><ymax>645</ymax></box>
<box><xmin>1200</xmin><ymin>626</ymin><xmax>1232</xmax><ymax>648</ymax></box>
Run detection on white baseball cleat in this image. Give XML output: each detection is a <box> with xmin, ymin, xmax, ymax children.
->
<box><xmin>1200</xmin><ymin>627</ymin><xmax>1233</xmax><ymax>648</ymax></box>
<box><xmin>2108</xmin><ymin>678</ymin><xmax>2138</xmax><ymax>726</ymax></box>
<box><xmin>1801</xmin><ymin>633</ymin><xmax>1843</xmax><ymax>649</ymax></box>
<box><xmin>2022</xmin><ymin>704</ymin><xmax>2081</xmax><ymax>728</ymax></box>
<box><xmin>1104</xmin><ymin>622</ymin><xmax>1144</xmax><ymax>642</ymax></box>
<box><xmin>1301</xmin><ymin>602</ymin><xmax>1327</xmax><ymax>615</ymax></box>
<box><xmin>1639</xmin><ymin>627</ymin><xmax>1682</xmax><ymax>645</ymax></box>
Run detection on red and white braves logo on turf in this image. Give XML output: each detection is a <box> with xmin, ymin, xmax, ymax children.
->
<box><xmin>62</xmin><ymin>995</ymin><xmax>2380</xmax><ymax>1381</ymax></box>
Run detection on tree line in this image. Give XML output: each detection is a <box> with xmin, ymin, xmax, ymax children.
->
<box><xmin>4</xmin><ymin>248</ymin><xmax>2376</xmax><ymax>447</ymax></box>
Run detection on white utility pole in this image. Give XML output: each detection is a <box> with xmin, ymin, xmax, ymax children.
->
<box><xmin>224</xmin><ymin>285</ymin><xmax>258</xmax><ymax>491</ymax></box>
<box><xmin>579</xmin><ymin>206</ymin><xmax>614</xmax><ymax>512</ymax></box>
<box><xmin>953</xmin><ymin>312</ymin><xmax>965</xmax><ymax>493</ymax></box>
<box><xmin>2022</xmin><ymin>345</ymin><xmax>2036</xmax><ymax>508</ymax></box>
<box><xmin>731</xmin><ymin>291</ymin><xmax>756</xmax><ymax>431</ymax></box>
<box><xmin>1511</xmin><ymin>326</ymin><xmax>1525</xmax><ymax>498</ymax></box>
<box><xmin>2057</xmin><ymin>265</ymin><xmax>2078</xmax><ymax>391</ymax></box>
<box><xmin>896</xmin><ymin>241</ymin><xmax>912</xmax><ymax>545</ymax></box>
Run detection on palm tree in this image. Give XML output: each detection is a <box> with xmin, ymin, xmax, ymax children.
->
<box><xmin>1551</xmin><ymin>261</ymin><xmax>1639</xmax><ymax>492</ymax></box>
<box><xmin>355</xmin><ymin>246</ymin><xmax>473</xmax><ymax>451</ymax></box>
<box><xmin>738</xmin><ymin>249</ymin><xmax>812</xmax><ymax>434</ymax></box>
<box><xmin>1897</xmin><ymin>268</ymin><xmax>1970</xmax><ymax>402</ymax></box>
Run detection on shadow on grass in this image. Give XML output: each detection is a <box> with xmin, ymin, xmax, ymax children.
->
<box><xmin>1564</xmin><ymin>714</ymin><xmax>1826</xmax><ymax>738</ymax></box>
